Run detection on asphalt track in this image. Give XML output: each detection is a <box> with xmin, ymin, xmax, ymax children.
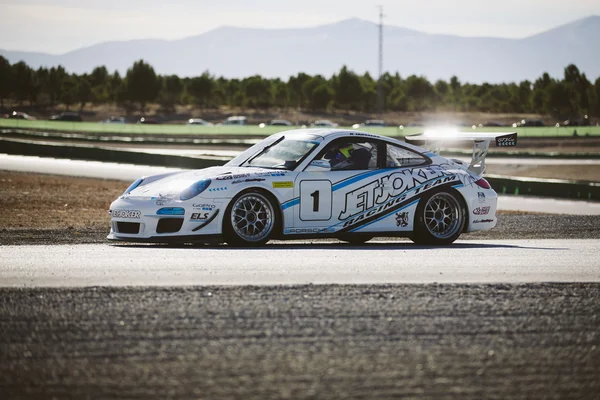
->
<box><xmin>1</xmin><ymin>239</ymin><xmax>599</xmax><ymax>287</ymax></box>
<box><xmin>2</xmin><ymin>153</ymin><xmax>600</xmax><ymax>214</ymax></box>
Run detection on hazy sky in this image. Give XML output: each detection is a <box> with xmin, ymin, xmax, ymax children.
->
<box><xmin>1</xmin><ymin>0</ymin><xmax>599</xmax><ymax>54</ymax></box>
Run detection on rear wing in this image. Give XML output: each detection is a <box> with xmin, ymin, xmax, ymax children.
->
<box><xmin>405</xmin><ymin>131</ymin><xmax>517</xmax><ymax>175</ymax></box>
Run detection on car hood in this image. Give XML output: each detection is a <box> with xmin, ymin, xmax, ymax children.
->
<box><xmin>126</xmin><ymin>166</ymin><xmax>289</xmax><ymax>198</ymax></box>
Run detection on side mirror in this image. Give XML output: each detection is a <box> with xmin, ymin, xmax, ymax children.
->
<box><xmin>304</xmin><ymin>160</ymin><xmax>331</xmax><ymax>172</ymax></box>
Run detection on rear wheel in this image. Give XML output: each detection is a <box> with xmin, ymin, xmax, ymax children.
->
<box><xmin>411</xmin><ymin>189</ymin><xmax>466</xmax><ymax>245</ymax></box>
<box><xmin>224</xmin><ymin>190</ymin><xmax>276</xmax><ymax>247</ymax></box>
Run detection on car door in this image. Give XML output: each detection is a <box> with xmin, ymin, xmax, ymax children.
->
<box><xmin>290</xmin><ymin>138</ymin><xmax>383</xmax><ymax>235</ymax></box>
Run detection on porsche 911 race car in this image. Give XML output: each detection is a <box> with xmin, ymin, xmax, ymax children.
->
<box><xmin>107</xmin><ymin>128</ymin><xmax>517</xmax><ymax>246</ymax></box>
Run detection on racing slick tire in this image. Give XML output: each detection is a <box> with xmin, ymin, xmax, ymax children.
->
<box><xmin>224</xmin><ymin>189</ymin><xmax>277</xmax><ymax>247</ymax></box>
<box><xmin>411</xmin><ymin>188</ymin><xmax>466</xmax><ymax>246</ymax></box>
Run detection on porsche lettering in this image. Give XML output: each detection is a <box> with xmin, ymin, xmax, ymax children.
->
<box><xmin>286</xmin><ymin>227</ymin><xmax>334</xmax><ymax>234</ymax></box>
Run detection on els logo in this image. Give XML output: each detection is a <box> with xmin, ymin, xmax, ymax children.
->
<box><xmin>191</xmin><ymin>212</ymin><xmax>210</xmax><ymax>220</ymax></box>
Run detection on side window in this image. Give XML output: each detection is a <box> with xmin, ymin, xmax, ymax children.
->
<box><xmin>317</xmin><ymin>140</ymin><xmax>378</xmax><ymax>170</ymax></box>
<box><xmin>386</xmin><ymin>144</ymin><xmax>427</xmax><ymax>168</ymax></box>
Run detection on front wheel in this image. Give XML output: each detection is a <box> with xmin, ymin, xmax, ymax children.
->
<box><xmin>224</xmin><ymin>190</ymin><xmax>276</xmax><ymax>247</ymax></box>
<box><xmin>411</xmin><ymin>189</ymin><xmax>466</xmax><ymax>245</ymax></box>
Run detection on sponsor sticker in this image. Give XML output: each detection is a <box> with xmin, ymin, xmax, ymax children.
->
<box><xmin>473</xmin><ymin>219</ymin><xmax>494</xmax><ymax>223</ymax></box>
<box><xmin>473</xmin><ymin>206</ymin><xmax>490</xmax><ymax>215</ymax></box>
<box><xmin>193</xmin><ymin>203</ymin><xmax>216</xmax><ymax>210</ymax></box>
<box><xmin>339</xmin><ymin>166</ymin><xmax>456</xmax><ymax>225</ymax></box>
<box><xmin>152</xmin><ymin>194</ymin><xmax>173</xmax><ymax>206</ymax></box>
<box><xmin>272</xmin><ymin>181</ymin><xmax>294</xmax><ymax>188</ymax></box>
<box><xmin>352</xmin><ymin>132</ymin><xmax>378</xmax><ymax>138</ymax></box>
<box><xmin>477</xmin><ymin>192</ymin><xmax>486</xmax><ymax>203</ymax></box>
<box><xmin>256</xmin><ymin>172</ymin><xmax>287</xmax><ymax>177</ymax></box>
<box><xmin>110</xmin><ymin>209</ymin><xmax>141</xmax><ymax>219</ymax></box>
<box><xmin>216</xmin><ymin>173</ymin><xmax>250</xmax><ymax>181</ymax></box>
<box><xmin>208</xmin><ymin>187</ymin><xmax>228</xmax><ymax>192</ymax></box>
<box><xmin>191</xmin><ymin>212</ymin><xmax>211</xmax><ymax>220</ymax></box>
<box><xmin>395</xmin><ymin>211</ymin><xmax>409</xmax><ymax>227</ymax></box>
<box><xmin>495</xmin><ymin>134</ymin><xmax>517</xmax><ymax>147</ymax></box>
<box><xmin>232</xmin><ymin>178</ymin><xmax>266</xmax><ymax>184</ymax></box>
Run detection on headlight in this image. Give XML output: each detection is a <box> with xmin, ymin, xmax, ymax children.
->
<box><xmin>123</xmin><ymin>177</ymin><xmax>145</xmax><ymax>195</ymax></box>
<box><xmin>180</xmin><ymin>179</ymin><xmax>211</xmax><ymax>200</ymax></box>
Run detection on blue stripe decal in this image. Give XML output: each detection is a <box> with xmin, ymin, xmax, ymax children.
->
<box><xmin>332</xmin><ymin>170</ymin><xmax>388</xmax><ymax>192</ymax></box>
<box><xmin>452</xmin><ymin>183</ymin><xmax>464</xmax><ymax>189</ymax></box>
<box><xmin>424</xmin><ymin>152</ymin><xmax>437</xmax><ymax>157</ymax></box>
<box><xmin>281</xmin><ymin>198</ymin><xmax>300</xmax><ymax>210</ymax></box>
<box><xmin>350</xmin><ymin>199</ymin><xmax>420</xmax><ymax>232</ymax></box>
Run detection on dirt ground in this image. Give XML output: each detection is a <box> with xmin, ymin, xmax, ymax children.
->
<box><xmin>0</xmin><ymin>171</ymin><xmax>123</xmax><ymax>230</ymax></box>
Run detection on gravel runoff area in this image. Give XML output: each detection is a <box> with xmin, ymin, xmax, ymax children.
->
<box><xmin>2</xmin><ymin>170</ymin><xmax>600</xmax><ymax>399</ymax></box>
<box><xmin>1</xmin><ymin>284</ymin><xmax>599</xmax><ymax>399</ymax></box>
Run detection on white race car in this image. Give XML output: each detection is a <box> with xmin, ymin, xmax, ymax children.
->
<box><xmin>108</xmin><ymin>129</ymin><xmax>516</xmax><ymax>246</ymax></box>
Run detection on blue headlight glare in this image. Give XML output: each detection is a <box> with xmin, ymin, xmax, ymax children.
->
<box><xmin>180</xmin><ymin>179</ymin><xmax>211</xmax><ymax>201</ymax></box>
<box><xmin>157</xmin><ymin>207</ymin><xmax>185</xmax><ymax>216</ymax></box>
<box><xmin>123</xmin><ymin>177</ymin><xmax>145</xmax><ymax>195</ymax></box>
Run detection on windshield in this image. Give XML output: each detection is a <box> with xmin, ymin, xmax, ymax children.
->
<box><xmin>241</xmin><ymin>137</ymin><xmax>320</xmax><ymax>170</ymax></box>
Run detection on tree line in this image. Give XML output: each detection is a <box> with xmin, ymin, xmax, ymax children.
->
<box><xmin>1</xmin><ymin>55</ymin><xmax>599</xmax><ymax>118</ymax></box>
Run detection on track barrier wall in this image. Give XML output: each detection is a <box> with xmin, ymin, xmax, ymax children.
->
<box><xmin>486</xmin><ymin>175</ymin><xmax>600</xmax><ymax>201</ymax></box>
<box><xmin>0</xmin><ymin>139</ymin><xmax>223</xmax><ymax>170</ymax></box>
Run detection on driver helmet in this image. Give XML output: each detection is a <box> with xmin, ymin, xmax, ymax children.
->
<box><xmin>329</xmin><ymin>143</ymin><xmax>354</xmax><ymax>165</ymax></box>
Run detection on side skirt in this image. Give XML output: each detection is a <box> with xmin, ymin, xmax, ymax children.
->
<box><xmin>277</xmin><ymin>231</ymin><xmax>414</xmax><ymax>241</ymax></box>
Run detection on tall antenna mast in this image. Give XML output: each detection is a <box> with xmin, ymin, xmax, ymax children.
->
<box><xmin>377</xmin><ymin>5</ymin><xmax>384</xmax><ymax>116</ymax></box>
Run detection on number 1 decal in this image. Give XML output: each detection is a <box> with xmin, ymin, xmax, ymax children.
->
<box><xmin>310</xmin><ymin>190</ymin><xmax>319</xmax><ymax>212</ymax></box>
<box><xmin>300</xmin><ymin>180</ymin><xmax>332</xmax><ymax>221</ymax></box>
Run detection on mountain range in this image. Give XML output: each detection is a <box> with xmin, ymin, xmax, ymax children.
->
<box><xmin>1</xmin><ymin>16</ymin><xmax>599</xmax><ymax>84</ymax></box>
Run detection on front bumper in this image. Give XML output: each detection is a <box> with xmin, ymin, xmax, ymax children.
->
<box><xmin>107</xmin><ymin>196</ymin><xmax>225</xmax><ymax>242</ymax></box>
